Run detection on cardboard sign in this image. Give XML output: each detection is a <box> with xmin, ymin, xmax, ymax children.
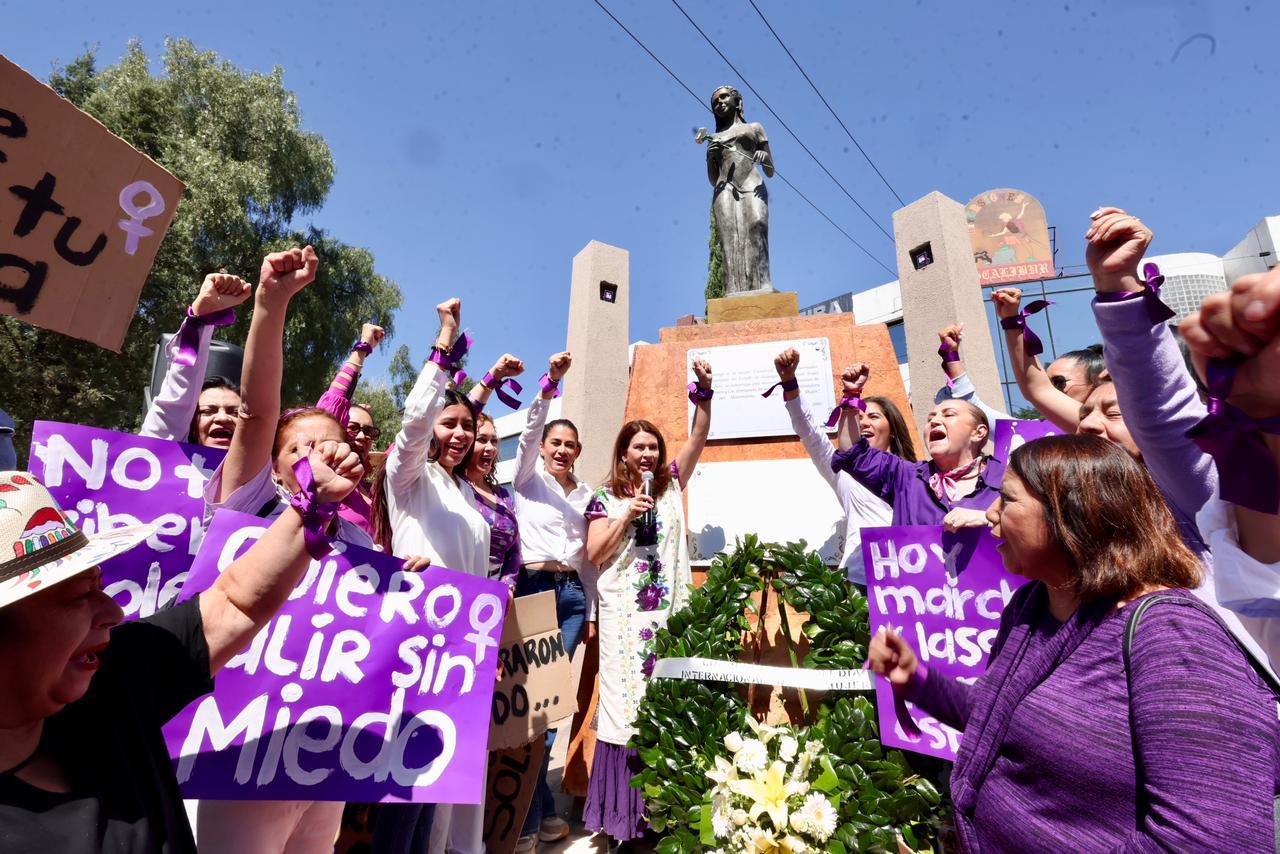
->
<box><xmin>0</xmin><ymin>56</ymin><xmax>184</xmax><ymax>350</ymax></box>
<box><xmin>992</xmin><ymin>418</ymin><xmax>1061</xmax><ymax>464</ymax></box>
<box><xmin>482</xmin><ymin>738</ymin><xmax>547</xmax><ymax>854</ymax></box>
<box><xmin>29</xmin><ymin>421</ymin><xmax>224</xmax><ymax>619</ymax></box>
<box><xmin>489</xmin><ymin>590</ymin><xmax>576</xmax><ymax>750</ymax></box>
<box><xmin>164</xmin><ymin>509</ymin><xmax>509</xmax><ymax>804</ymax></box>
<box><xmin>862</xmin><ymin>525</ymin><xmax>1027</xmax><ymax>761</ymax></box>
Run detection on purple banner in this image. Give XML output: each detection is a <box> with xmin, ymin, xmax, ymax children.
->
<box><xmin>992</xmin><ymin>418</ymin><xmax>1061</xmax><ymax>463</ymax></box>
<box><xmin>862</xmin><ymin>525</ymin><xmax>1027</xmax><ymax>761</ymax></box>
<box><xmin>29</xmin><ymin>421</ymin><xmax>224</xmax><ymax>619</ymax></box>
<box><xmin>163</xmin><ymin>509</ymin><xmax>509</xmax><ymax>803</ymax></box>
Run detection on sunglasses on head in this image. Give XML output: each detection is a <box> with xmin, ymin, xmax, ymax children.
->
<box><xmin>346</xmin><ymin>423</ymin><xmax>381</xmax><ymax>439</ymax></box>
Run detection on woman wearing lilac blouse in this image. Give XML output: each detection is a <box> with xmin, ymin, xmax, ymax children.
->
<box><xmin>870</xmin><ymin>435</ymin><xmax>1279</xmax><ymax>851</ymax></box>
<box><xmin>461</xmin><ymin>410</ymin><xmax>522</xmax><ymax>586</ymax></box>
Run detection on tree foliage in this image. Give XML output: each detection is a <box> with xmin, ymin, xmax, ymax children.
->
<box><xmin>705</xmin><ymin>204</ymin><xmax>725</xmax><ymax>306</ymax></box>
<box><xmin>1</xmin><ymin>39</ymin><xmax>401</xmax><ymax>461</ymax></box>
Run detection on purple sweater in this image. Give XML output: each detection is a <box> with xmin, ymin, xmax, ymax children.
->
<box><xmin>831</xmin><ymin>438</ymin><xmax>1000</xmax><ymax>525</ymax></box>
<box><xmin>909</xmin><ymin>583</ymin><xmax>1279</xmax><ymax>851</ymax></box>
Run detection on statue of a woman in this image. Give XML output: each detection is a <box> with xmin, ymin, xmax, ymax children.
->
<box><xmin>699</xmin><ymin>86</ymin><xmax>774</xmax><ymax>295</ymax></box>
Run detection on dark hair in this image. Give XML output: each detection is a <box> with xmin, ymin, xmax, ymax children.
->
<box><xmin>428</xmin><ymin>389</ymin><xmax>477</xmax><ymax>465</ymax></box>
<box><xmin>187</xmin><ymin>376</ymin><xmax>242</xmax><ymax>443</ymax></box>
<box><xmin>272</xmin><ymin>408</ymin><xmax>344</xmax><ymax>457</ymax></box>
<box><xmin>541</xmin><ymin>418</ymin><xmax>580</xmax><ymax>445</ymax></box>
<box><xmin>607</xmin><ymin>420</ymin><xmax>670</xmax><ymax>499</ymax></box>
<box><xmin>368</xmin><ymin>458</ymin><xmax>392</xmax><ymax>552</ymax></box>
<box><xmin>1007</xmin><ymin>434</ymin><xmax>1201</xmax><ymax>601</ymax></box>
<box><xmin>864</xmin><ymin>396</ymin><xmax>919</xmax><ymax>462</ymax></box>
<box><xmin>1051</xmin><ymin>344</ymin><xmax>1107</xmax><ymax>390</ymax></box>
<box><xmin>459</xmin><ymin>412</ymin><xmax>499</xmax><ymax>489</ymax></box>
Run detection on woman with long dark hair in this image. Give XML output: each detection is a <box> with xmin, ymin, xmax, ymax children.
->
<box><xmin>771</xmin><ymin>348</ymin><xmax>916</xmax><ymax>583</ymax></box>
<box><xmin>583</xmin><ymin>359</ymin><xmax>713</xmax><ymax>848</ymax></box>
<box><xmin>870</xmin><ymin>434</ymin><xmax>1279</xmax><ymax>850</ymax></box>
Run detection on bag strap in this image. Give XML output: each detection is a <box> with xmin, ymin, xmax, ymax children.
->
<box><xmin>1124</xmin><ymin>592</ymin><xmax>1280</xmax><ymax>698</ymax></box>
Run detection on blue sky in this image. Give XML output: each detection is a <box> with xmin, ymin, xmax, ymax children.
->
<box><xmin>6</xmin><ymin>0</ymin><xmax>1278</xmax><ymax>409</ymax></box>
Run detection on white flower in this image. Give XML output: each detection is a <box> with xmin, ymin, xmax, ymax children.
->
<box><xmin>734</xmin><ymin>738</ymin><xmax>769</xmax><ymax>774</ymax></box>
<box><xmin>711</xmin><ymin>808</ymin><xmax>731</xmax><ymax>839</ymax></box>
<box><xmin>791</xmin><ymin>739</ymin><xmax>822</xmax><ymax>782</ymax></box>
<box><xmin>724</xmin><ymin>731</ymin><xmax>745</xmax><ymax>754</ymax></box>
<box><xmin>781</xmin><ymin>835</ymin><xmax>811</xmax><ymax>854</ymax></box>
<box><xmin>788</xmin><ymin>811</ymin><xmax>810</xmax><ymax>834</ymax></box>
<box><xmin>779</xmin><ymin>735</ymin><xmax>798</xmax><ymax>762</ymax></box>
<box><xmin>796</xmin><ymin>793</ymin><xmax>837</xmax><ymax>842</ymax></box>
<box><xmin>745</xmin><ymin>828</ymin><xmax>779</xmax><ymax>853</ymax></box>
<box><xmin>745</xmin><ymin>715</ymin><xmax>783</xmax><ymax>745</ymax></box>
<box><xmin>732</xmin><ymin>809</ymin><xmax>749</xmax><ymax>827</ymax></box>
<box><xmin>708</xmin><ymin>754</ymin><xmax>738</xmax><ymax>785</ymax></box>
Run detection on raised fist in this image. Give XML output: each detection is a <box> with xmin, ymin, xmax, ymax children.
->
<box><xmin>991</xmin><ymin>289</ymin><xmax>1023</xmax><ymax>320</ymax></box>
<box><xmin>842</xmin><ymin>362</ymin><xmax>870</xmax><ymax>395</ymax></box>
<box><xmin>491</xmin><ymin>354</ymin><xmax>525</xmax><ymax>380</ymax></box>
<box><xmin>774</xmin><ymin>347</ymin><xmax>800</xmax><ymax>380</ymax></box>
<box><xmin>937</xmin><ymin>323</ymin><xmax>965</xmax><ymax>353</ymax></box>
<box><xmin>1085</xmin><ymin>207</ymin><xmax>1153</xmax><ymax>287</ymax></box>
<box><xmin>307</xmin><ymin>439</ymin><xmax>363</xmax><ymax>504</ymax></box>
<box><xmin>259</xmin><ymin>246</ymin><xmax>319</xmax><ymax>299</ymax></box>
<box><xmin>547</xmin><ymin>351</ymin><xmax>572</xmax><ymax>382</ymax></box>
<box><xmin>191</xmin><ymin>272</ymin><xmax>251</xmax><ymax>317</ymax></box>
<box><xmin>436</xmin><ymin>298</ymin><xmax>461</xmax><ymax>333</ymax></box>
<box><xmin>692</xmin><ymin>358</ymin><xmax>713</xmax><ymax>388</ymax></box>
<box><xmin>360</xmin><ymin>323</ymin><xmax>386</xmax><ymax>348</ymax></box>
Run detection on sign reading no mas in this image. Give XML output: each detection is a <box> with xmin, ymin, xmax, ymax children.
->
<box><xmin>0</xmin><ymin>55</ymin><xmax>184</xmax><ymax>350</ymax></box>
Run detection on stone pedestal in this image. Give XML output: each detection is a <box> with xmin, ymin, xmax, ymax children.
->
<box><xmin>706</xmin><ymin>290</ymin><xmax>799</xmax><ymax>324</ymax></box>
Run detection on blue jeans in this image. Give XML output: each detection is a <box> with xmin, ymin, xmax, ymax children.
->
<box><xmin>514</xmin><ymin>568</ymin><xmax>587</xmax><ymax>836</ymax></box>
<box><xmin>370</xmin><ymin>803</ymin><xmax>434</xmax><ymax>854</ymax></box>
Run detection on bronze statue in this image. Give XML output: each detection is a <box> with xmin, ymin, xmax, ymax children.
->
<box><xmin>697</xmin><ymin>86</ymin><xmax>774</xmax><ymax>295</ymax></box>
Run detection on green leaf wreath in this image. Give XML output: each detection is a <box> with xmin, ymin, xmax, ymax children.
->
<box><xmin>630</xmin><ymin>536</ymin><xmax>949</xmax><ymax>853</ymax></box>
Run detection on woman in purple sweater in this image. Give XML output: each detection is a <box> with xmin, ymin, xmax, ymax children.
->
<box><xmin>870</xmin><ymin>434</ymin><xmax>1279</xmax><ymax>851</ymax></box>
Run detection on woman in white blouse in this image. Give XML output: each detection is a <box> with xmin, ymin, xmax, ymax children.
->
<box><xmin>383</xmin><ymin>297</ymin><xmax>490</xmax><ymax>854</ymax></box>
<box><xmin>509</xmin><ymin>351</ymin><xmax>595</xmax><ymax>850</ymax></box>
<box><xmin>772</xmin><ymin>348</ymin><xmax>918</xmax><ymax>585</ymax></box>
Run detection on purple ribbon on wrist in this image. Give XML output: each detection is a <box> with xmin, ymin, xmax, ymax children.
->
<box><xmin>688</xmin><ymin>382</ymin><xmax>714</xmax><ymax>404</ymax></box>
<box><xmin>539</xmin><ymin>373</ymin><xmax>562</xmax><ymax>398</ymax></box>
<box><xmin>428</xmin><ymin>331</ymin><xmax>472</xmax><ymax>370</ymax></box>
<box><xmin>288</xmin><ymin>456</ymin><xmax>342</xmax><ymax>560</ymax></box>
<box><xmin>762</xmin><ymin>377</ymin><xmax>800</xmax><ymax>398</ymax></box>
<box><xmin>174</xmin><ymin>306</ymin><xmax>236</xmax><ymax>367</ymax></box>
<box><xmin>1186</xmin><ymin>357</ymin><xmax>1280</xmax><ymax>514</ymax></box>
<box><xmin>351</xmin><ymin>340</ymin><xmax>374</xmax><ymax>356</ymax></box>
<box><xmin>482</xmin><ymin>371</ymin><xmax>524</xmax><ymax>409</ymax></box>
<box><xmin>938</xmin><ymin>346</ymin><xmax>961</xmax><ymax>364</ymax></box>
<box><xmin>825</xmin><ymin>394</ymin><xmax>866</xmax><ymax>427</ymax></box>
<box><xmin>1094</xmin><ymin>262</ymin><xmax>1177</xmax><ymax>325</ymax></box>
<box><xmin>451</xmin><ymin>370</ymin><xmax>468</xmax><ymax>388</ymax></box>
<box><xmin>998</xmin><ymin>299</ymin><xmax>1053</xmax><ymax>357</ymax></box>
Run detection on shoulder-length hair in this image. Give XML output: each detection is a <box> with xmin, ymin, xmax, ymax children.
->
<box><xmin>1007</xmin><ymin>434</ymin><xmax>1201</xmax><ymax>602</ymax></box>
<box><xmin>458</xmin><ymin>412</ymin><xmax>499</xmax><ymax>489</ymax></box>
<box><xmin>368</xmin><ymin>458</ymin><xmax>392</xmax><ymax>552</ymax></box>
<box><xmin>428</xmin><ymin>388</ymin><xmax>477</xmax><ymax>463</ymax></box>
<box><xmin>606</xmin><ymin>419</ymin><xmax>671</xmax><ymax>500</ymax></box>
<box><xmin>865</xmin><ymin>396</ymin><xmax>919</xmax><ymax>462</ymax></box>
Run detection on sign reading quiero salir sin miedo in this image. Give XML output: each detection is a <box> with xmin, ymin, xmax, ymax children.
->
<box><xmin>965</xmin><ymin>189</ymin><xmax>1053</xmax><ymax>287</ymax></box>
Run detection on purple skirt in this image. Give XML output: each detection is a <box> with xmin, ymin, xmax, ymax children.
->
<box><xmin>583</xmin><ymin>742</ymin><xmax>649</xmax><ymax>842</ymax></box>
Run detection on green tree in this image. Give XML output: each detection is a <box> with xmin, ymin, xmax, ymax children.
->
<box><xmin>1011</xmin><ymin>405</ymin><xmax>1044</xmax><ymax>421</ymax></box>
<box><xmin>0</xmin><ymin>39</ymin><xmax>402</xmax><ymax>460</ymax></box>
<box><xmin>705</xmin><ymin>205</ymin><xmax>725</xmax><ymax>305</ymax></box>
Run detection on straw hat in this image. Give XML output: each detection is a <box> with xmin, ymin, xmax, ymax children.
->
<box><xmin>0</xmin><ymin>471</ymin><xmax>156</xmax><ymax>609</ymax></box>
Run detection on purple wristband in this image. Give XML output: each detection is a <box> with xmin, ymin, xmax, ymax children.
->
<box><xmin>688</xmin><ymin>382</ymin><xmax>713</xmax><ymax>403</ymax></box>
<box><xmin>351</xmin><ymin>340</ymin><xmax>373</xmax><ymax>355</ymax></box>
<box><xmin>761</xmin><ymin>377</ymin><xmax>800</xmax><ymax>398</ymax></box>
<box><xmin>938</xmin><ymin>346</ymin><xmax>961</xmax><ymax>364</ymax></box>
<box><xmin>998</xmin><ymin>299</ymin><xmax>1053</xmax><ymax>357</ymax></box>
<box><xmin>825</xmin><ymin>394</ymin><xmax>866</xmax><ymax>428</ymax></box>
<box><xmin>287</xmin><ymin>456</ymin><xmax>341</xmax><ymax>560</ymax></box>
<box><xmin>173</xmin><ymin>306</ymin><xmax>236</xmax><ymax>368</ymax></box>
<box><xmin>428</xmin><ymin>331</ymin><xmax>472</xmax><ymax>371</ymax></box>
<box><xmin>1093</xmin><ymin>262</ymin><xmax>1176</xmax><ymax>325</ymax></box>
<box><xmin>539</xmin><ymin>373</ymin><xmax>562</xmax><ymax>398</ymax></box>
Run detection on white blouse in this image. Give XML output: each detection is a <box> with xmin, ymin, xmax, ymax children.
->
<box><xmin>384</xmin><ymin>361</ymin><xmax>490</xmax><ymax>576</ymax></box>
<box><xmin>784</xmin><ymin>394</ymin><xmax>891</xmax><ymax>584</ymax></box>
<box><xmin>512</xmin><ymin>395</ymin><xmax>598</xmax><ymax>615</ymax></box>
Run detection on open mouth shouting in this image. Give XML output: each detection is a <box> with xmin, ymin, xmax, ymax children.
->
<box><xmin>205</xmin><ymin>424</ymin><xmax>235</xmax><ymax>447</ymax></box>
<box><xmin>70</xmin><ymin>642</ymin><xmax>108</xmax><ymax>673</ymax></box>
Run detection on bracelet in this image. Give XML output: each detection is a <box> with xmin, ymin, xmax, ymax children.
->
<box><xmin>351</xmin><ymin>340</ymin><xmax>373</xmax><ymax>355</ymax></box>
<box><xmin>688</xmin><ymin>382</ymin><xmax>714</xmax><ymax>403</ymax></box>
<box><xmin>937</xmin><ymin>346</ymin><xmax>960</xmax><ymax>364</ymax></box>
<box><xmin>539</xmin><ymin>373</ymin><xmax>562</xmax><ymax>398</ymax></box>
<box><xmin>761</xmin><ymin>377</ymin><xmax>800</xmax><ymax>398</ymax></box>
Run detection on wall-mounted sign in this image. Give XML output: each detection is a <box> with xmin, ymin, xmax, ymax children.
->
<box><xmin>965</xmin><ymin>189</ymin><xmax>1052</xmax><ymax>286</ymax></box>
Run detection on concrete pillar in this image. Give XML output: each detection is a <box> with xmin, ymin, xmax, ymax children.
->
<box><xmin>894</xmin><ymin>192</ymin><xmax>1005</xmax><ymax>438</ymax></box>
<box><xmin>561</xmin><ymin>241</ymin><xmax>631</xmax><ymax>487</ymax></box>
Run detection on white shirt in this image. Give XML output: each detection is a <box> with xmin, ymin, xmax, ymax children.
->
<box><xmin>385</xmin><ymin>362</ymin><xmax>491</xmax><ymax>576</ymax></box>
<box><xmin>784</xmin><ymin>394</ymin><xmax>892</xmax><ymax>584</ymax></box>
<box><xmin>512</xmin><ymin>395</ymin><xmax>598</xmax><ymax>617</ymax></box>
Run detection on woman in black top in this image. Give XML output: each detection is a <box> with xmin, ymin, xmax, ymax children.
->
<box><xmin>0</xmin><ymin>438</ymin><xmax>362</xmax><ymax>853</ymax></box>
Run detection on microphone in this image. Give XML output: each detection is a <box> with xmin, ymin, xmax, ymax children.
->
<box><xmin>638</xmin><ymin>470</ymin><xmax>656</xmax><ymax>529</ymax></box>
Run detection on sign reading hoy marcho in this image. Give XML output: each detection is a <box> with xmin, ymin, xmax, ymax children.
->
<box><xmin>163</xmin><ymin>510</ymin><xmax>509</xmax><ymax>803</ymax></box>
<box><xmin>0</xmin><ymin>56</ymin><xmax>183</xmax><ymax>350</ymax></box>
<box><xmin>862</xmin><ymin>526</ymin><xmax>1026</xmax><ymax>761</ymax></box>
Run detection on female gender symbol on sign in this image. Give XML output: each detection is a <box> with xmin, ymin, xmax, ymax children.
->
<box><xmin>116</xmin><ymin>180</ymin><xmax>167</xmax><ymax>256</ymax></box>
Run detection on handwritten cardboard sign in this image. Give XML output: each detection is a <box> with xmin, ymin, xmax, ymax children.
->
<box><xmin>482</xmin><ymin>738</ymin><xmax>547</xmax><ymax>854</ymax></box>
<box><xmin>29</xmin><ymin>421</ymin><xmax>224</xmax><ymax>619</ymax></box>
<box><xmin>489</xmin><ymin>590</ymin><xmax>576</xmax><ymax>750</ymax></box>
<box><xmin>164</xmin><ymin>509</ymin><xmax>509</xmax><ymax>803</ymax></box>
<box><xmin>992</xmin><ymin>418</ymin><xmax>1061</xmax><ymax>463</ymax></box>
<box><xmin>862</xmin><ymin>525</ymin><xmax>1026</xmax><ymax>761</ymax></box>
<box><xmin>0</xmin><ymin>55</ymin><xmax>184</xmax><ymax>350</ymax></box>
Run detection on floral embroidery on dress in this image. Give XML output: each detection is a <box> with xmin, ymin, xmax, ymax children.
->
<box><xmin>634</xmin><ymin>556</ymin><xmax>670</xmax><ymax>612</ymax></box>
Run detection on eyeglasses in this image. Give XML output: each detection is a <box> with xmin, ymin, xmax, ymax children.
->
<box><xmin>196</xmin><ymin>406</ymin><xmax>240</xmax><ymax>418</ymax></box>
<box><xmin>347</xmin><ymin>423</ymin><xmax>381</xmax><ymax>439</ymax></box>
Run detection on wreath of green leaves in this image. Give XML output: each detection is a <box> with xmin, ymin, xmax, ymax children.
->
<box><xmin>631</xmin><ymin>536</ymin><xmax>948</xmax><ymax>853</ymax></box>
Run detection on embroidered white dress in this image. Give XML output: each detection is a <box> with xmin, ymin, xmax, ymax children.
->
<box><xmin>586</xmin><ymin>465</ymin><xmax>692</xmax><ymax>746</ymax></box>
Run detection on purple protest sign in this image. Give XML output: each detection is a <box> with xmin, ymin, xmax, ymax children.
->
<box><xmin>992</xmin><ymin>418</ymin><xmax>1061</xmax><ymax>463</ymax></box>
<box><xmin>163</xmin><ymin>509</ymin><xmax>508</xmax><ymax>804</ymax></box>
<box><xmin>862</xmin><ymin>525</ymin><xmax>1027</xmax><ymax>761</ymax></box>
<box><xmin>29</xmin><ymin>421</ymin><xmax>224</xmax><ymax>619</ymax></box>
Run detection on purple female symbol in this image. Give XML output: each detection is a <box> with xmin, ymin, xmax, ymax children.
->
<box><xmin>117</xmin><ymin>180</ymin><xmax>166</xmax><ymax>256</ymax></box>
